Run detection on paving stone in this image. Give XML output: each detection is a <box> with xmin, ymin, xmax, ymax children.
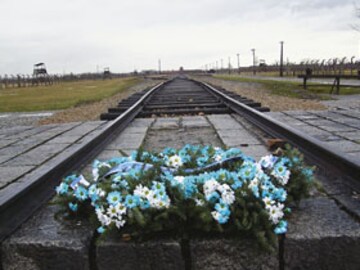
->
<box><xmin>318</xmin><ymin>124</ymin><xmax>357</xmax><ymax>132</ymax></box>
<box><xmin>182</xmin><ymin>116</ymin><xmax>210</xmax><ymax>128</ymax></box>
<box><xmin>324</xmin><ymin>140</ymin><xmax>360</xmax><ymax>153</ymax></box>
<box><xmin>335</xmin><ymin>131</ymin><xmax>360</xmax><ymax>141</ymax></box>
<box><xmin>127</xmin><ymin>118</ymin><xmax>154</xmax><ymax>128</ymax></box>
<box><xmin>143</xmin><ymin>127</ymin><xmax>223</xmax><ymax>152</ymax></box>
<box><xmin>293</xmin><ymin>115</ymin><xmax>320</xmax><ymax>121</ymax></box>
<box><xmin>0</xmin><ymin>126</ymin><xmax>33</xmax><ymax>137</ymax></box>
<box><xmin>218</xmin><ymin>131</ymin><xmax>261</xmax><ymax>147</ymax></box>
<box><xmin>47</xmin><ymin>135</ymin><xmax>83</xmax><ymax>144</ymax></box>
<box><xmin>0</xmin><ymin>139</ymin><xmax>17</xmax><ymax>148</ymax></box>
<box><xmin>284</xmin><ymin>197</ymin><xmax>360</xmax><ymax>270</ymax></box>
<box><xmin>233</xmin><ymin>144</ymin><xmax>269</xmax><ymax>161</ymax></box>
<box><xmin>106</xmin><ymin>133</ymin><xmax>146</xmax><ymax>150</ymax></box>
<box><xmin>207</xmin><ymin>114</ymin><xmax>244</xmax><ymax>130</ymax></box>
<box><xmin>190</xmin><ymin>239</ymin><xmax>278</xmax><ymax>270</ymax></box>
<box><xmin>95</xmin><ymin>150</ymin><xmax>124</xmax><ymax>160</ymax></box>
<box><xmin>152</xmin><ymin>117</ymin><xmax>180</xmax><ymax>130</ymax></box>
<box><xmin>264</xmin><ymin>111</ymin><xmax>285</xmax><ymax>118</ymax></box>
<box><xmin>1</xmin><ymin>205</ymin><xmax>93</xmax><ymax>270</ymax></box>
<box><xmin>311</xmin><ymin>134</ymin><xmax>342</xmax><ymax>141</ymax></box>
<box><xmin>0</xmin><ymin>144</ymin><xmax>35</xmax><ymax>157</ymax></box>
<box><xmin>117</xmin><ymin>126</ymin><xmax>148</xmax><ymax>134</ymax></box>
<box><xmin>0</xmin><ymin>155</ymin><xmax>14</xmax><ymax>164</ymax></box>
<box><xmin>0</xmin><ymin>166</ymin><xmax>34</xmax><ymax>189</ymax></box>
<box><xmin>96</xmin><ymin>238</ymin><xmax>184</xmax><ymax>270</ymax></box>
<box><xmin>62</xmin><ymin>122</ymin><xmax>100</xmax><ymax>136</ymax></box>
<box><xmin>3</xmin><ymin>144</ymin><xmax>70</xmax><ymax>166</ymax></box>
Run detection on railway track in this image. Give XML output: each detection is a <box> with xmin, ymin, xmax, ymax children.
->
<box><xmin>1</xmin><ymin>76</ymin><xmax>360</xmax><ymax>244</ymax></box>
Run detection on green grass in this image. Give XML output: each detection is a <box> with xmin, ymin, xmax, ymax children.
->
<box><xmin>213</xmin><ymin>74</ymin><xmax>360</xmax><ymax>99</ymax></box>
<box><xmin>0</xmin><ymin>77</ymin><xmax>141</xmax><ymax>112</ymax></box>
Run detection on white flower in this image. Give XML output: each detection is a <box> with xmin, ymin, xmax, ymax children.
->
<box><xmin>115</xmin><ymin>203</ymin><xmax>127</xmax><ymax>215</ymax></box>
<box><xmin>96</xmin><ymin>211</ymin><xmax>111</xmax><ymax>226</ymax></box>
<box><xmin>248</xmin><ymin>178</ymin><xmax>259</xmax><ymax>188</ymax></box>
<box><xmin>211</xmin><ymin>211</ymin><xmax>221</xmax><ymax>220</ymax></box>
<box><xmin>268</xmin><ymin>203</ymin><xmax>284</xmax><ymax>224</ymax></box>
<box><xmin>134</xmin><ymin>184</ymin><xmax>150</xmax><ymax>198</ymax></box>
<box><xmin>115</xmin><ymin>218</ymin><xmax>126</xmax><ymax>229</ymax></box>
<box><xmin>263</xmin><ymin>197</ymin><xmax>275</xmax><ymax>209</ymax></box>
<box><xmin>107</xmin><ymin>205</ymin><xmax>118</xmax><ymax>218</ymax></box>
<box><xmin>221</xmin><ymin>190</ymin><xmax>236</xmax><ymax>205</ymax></box>
<box><xmin>98</xmin><ymin>188</ymin><xmax>106</xmax><ymax>197</ymax></box>
<box><xmin>167</xmin><ymin>155</ymin><xmax>183</xmax><ymax>168</ymax></box>
<box><xmin>259</xmin><ymin>155</ymin><xmax>277</xmax><ymax>169</ymax></box>
<box><xmin>217</xmin><ymin>183</ymin><xmax>231</xmax><ymax>193</ymax></box>
<box><xmin>214</xmin><ymin>154</ymin><xmax>222</xmax><ymax>162</ymax></box>
<box><xmin>203</xmin><ymin>178</ymin><xmax>219</xmax><ymax>195</ymax></box>
<box><xmin>174</xmin><ymin>176</ymin><xmax>185</xmax><ymax>185</ymax></box>
<box><xmin>195</xmin><ymin>198</ymin><xmax>205</xmax><ymax>206</ymax></box>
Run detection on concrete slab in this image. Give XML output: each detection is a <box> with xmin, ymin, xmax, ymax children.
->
<box><xmin>0</xmin><ymin>166</ymin><xmax>34</xmax><ymax>189</ymax></box>
<box><xmin>182</xmin><ymin>116</ymin><xmax>210</xmax><ymax>128</ymax></box>
<box><xmin>324</xmin><ymin>140</ymin><xmax>360</xmax><ymax>153</ymax></box>
<box><xmin>62</xmin><ymin>122</ymin><xmax>101</xmax><ymax>136</ymax></box>
<box><xmin>96</xmin><ymin>238</ymin><xmax>184</xmax><ymax>270</ymax></box>
<box><xmin>207</xmin><ymin>114</ymin><xmax>244</xmax><ymax>130</ymax></box>
<box><xmin>233</xmin><ymin>144</ymin><xmax>269</xmax><ymax>161</ymax></box>
<box><xmin>1</xmin><ymin>205</ymin><xmax>93</xmax><ymax>270</ymax></box>
<box><xmin>335</xmin><ymin>131</ymin><xmax>360</xmax><ymax>141</ymax></box>
<box><xmin>106</xmin><ymin>133</ymin><xmax>146</xmax><ymax>150</ymax></box>
<box><xmin>128</xmin><ymin>118</ymin><xmax>154</xmax><ymax>128</ymax></box>
<box><xmin>0</xmin><ymin>144</ymin><xmax>35</xmax><ymax>158</ymax></box>
<box><xmin>96</xmin><ymin>150</ymin><xmax>124</xmax><ymax>160</ymax></box>
<box><xmin>3</xmin><ymin>144</ymin><xmax>70</xmax><ymax>166</ymax></box>
<box><xmin>284</xmin><ymin>198</ymin><xmax>360</xmax><ymax>270</ymax></box>
<box><xmin>190</xmin><ymin>239</ymin><xmax>278</xmax><ymax>270</ymax></box>
<box><xmin>152</xmin><ymin>117</ymin><xmax>180</xmax><ymax>130</ymax></box>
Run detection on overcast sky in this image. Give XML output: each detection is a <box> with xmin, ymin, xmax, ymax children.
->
<box><xmin>0</xmin><ymin>0</ymin><xmax>359</xmax><ymax>75</ymax></box>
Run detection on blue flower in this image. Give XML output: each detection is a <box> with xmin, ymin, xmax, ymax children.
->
<box><xmin>75</xmin><ymin>186</ymin><xmax>88</xmax><ymax>201</ymax></box>
<box><xmin>197</xmin><ymin>156</ymin><xmax>208</xmax><ymax>167</ymax></box>
<box><xmin>273</xmin><ymin>163</ymin><xmax>288</xmax><ymax>178</ymax></box>
<box><xmin>152</xmin><ymin>181</ymin><xmax>165</xmax><ymax>192</ymax></box>
<box><xmin>239</xmin><ymin>163</ymin><xmax>257</xmax><ymax>180</ymax></box>
<box><xmin>302</xmin><ymin>168</ymin><xmax>313</xmax><ymax>179</ymax></box>
<box><xmin>63</xmin><ymin>174</ymin><xmax>77</xmax><ymax>184</ymax></box>
<box><xmin>274</xmin><ymin>220</ymin><xmax>287</xmax><ymax>234</ymax></box>
<box><xmin>107</xmin><ymin>191</ymin><xmax>122</xmax><ymax>205</ymax></box>
<box><xmin>215</xmin><ymin>202</ymin><xmax>231</xmax><ymax>216</ymax></box>
<box><xmin>139</xmin><ymin>199</ymin><xmax>150</xmax><ymax>209</ymax></box>
<box><xmin>56</xmin><ymin>183</ymin><xmax>69</xmax><ymax>195</ymax></box>
<box><xmin>218</xmin><ymin>214</ymin><xmax>229</xmax><ymax>224</ymax></box>
<box><xmin>154</xmin><ymin>189</ymin><xmax>167</xmax><ymax>199</ymax></box>
<box><xmin>97</xmin><ymin>226</ymin><xmax>106</xmax><ymax>234</ymax></box>
<box><xmin>205</xmin><ymin>191</ymin><xmax>220</xmax><ymax>203</ymax></box>
<box><xmin>231</xmin><ymin>180</ymin><xmax>243</xmax><ymax>190</ymax></box>
<box><xmin>68</xmin><ymin>202</ymin><xmax>78</xmax><ymax>212</ymax></box>
<box><xmin>124</xmin><ymin>195</ymin><xmax>139</xmax><ymax>208</ymax></box>
<box><xmin>251</xmin><ymin>185</ymin><xmax>260</xmax><ymax>198</ymax></box>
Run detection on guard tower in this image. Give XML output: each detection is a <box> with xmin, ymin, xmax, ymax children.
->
<box><xmin>103</xmin><ymin>67</ymin><xmax>112</xmax><ymax>79</ymax></box>
<box><xmin>33</xmin><ymin>63</ymin><xmax>48</xmax><ymax>78</ymax></box>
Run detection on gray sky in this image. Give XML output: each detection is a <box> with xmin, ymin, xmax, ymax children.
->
<box><xmin>0</xmin><ymin>0</ymin><xmax>359</xmax><ymax>75</ymax></box>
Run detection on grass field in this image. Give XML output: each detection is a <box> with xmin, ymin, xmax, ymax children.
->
<box><xmin>0</xmin><ymin>77</ymin><xmax>141</xmax><ymax>112</ymax></box>
<box><xmin>213</xmin><ymin>74</ymin><xmax>360</xmax><ymax>99</ymax></box>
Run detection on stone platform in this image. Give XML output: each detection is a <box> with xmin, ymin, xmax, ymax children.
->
<box><xmin>1</xmin><ymin>115</ymin><xmax>360</xmax><ymax>269</ymax></box>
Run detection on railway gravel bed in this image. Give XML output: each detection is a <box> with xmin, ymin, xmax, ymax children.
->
<box><xmin>195</xmin><ymin>76</ymin><xmax>327</xmax><ymax>111</ymax></box>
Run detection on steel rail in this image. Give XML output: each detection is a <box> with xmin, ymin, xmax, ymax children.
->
<box><xmin>201</xmin><ymin>81</ymin><xmax>360</xmax><ymax>187</ymax></box>
<box><xmin>0</xmin><ymin>80</ymin><xmax>167</xmax><ymax>241</ymax></box>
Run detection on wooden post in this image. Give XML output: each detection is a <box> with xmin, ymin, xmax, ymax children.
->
<box><xmin>336</xmin><ymin>76</ymin><xmax>340</xmax><ymax>95</ymax></box>
<box><xmin>303</xmin><ymin>77</ymin><xmax>307</xmax><ymax>89</ymax></box>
